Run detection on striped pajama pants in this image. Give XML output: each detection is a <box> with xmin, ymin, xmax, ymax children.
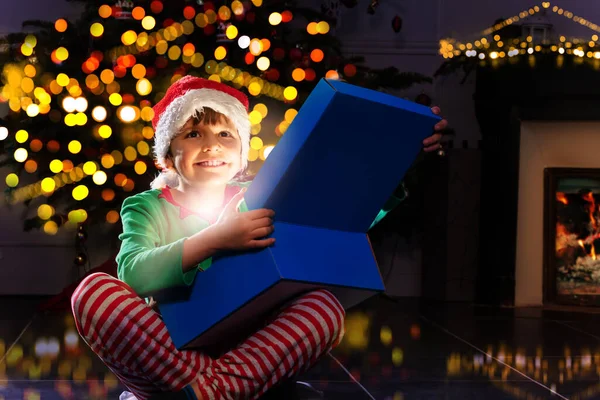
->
<box><xmin>71</xmin><ymin>273</ymin><xmax>345</xmax><ymax>400</ymax></box>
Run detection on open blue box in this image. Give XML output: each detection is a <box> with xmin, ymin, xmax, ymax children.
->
<box><xmin>157</xmin><ymin>79</ymin><xmax>441</xmax><ymax>349</ymax></box>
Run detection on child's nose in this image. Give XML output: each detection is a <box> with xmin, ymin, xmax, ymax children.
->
<box><xmin>202</xmin><ymin>136</ymin><xmax>221</xmax><ymax>151</ymax></box>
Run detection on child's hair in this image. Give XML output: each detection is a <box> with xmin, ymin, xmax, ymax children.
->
<box><xmin>150</xmin><ymin>107</ymin><xmax>251</xmax><ymax>189</ymax></box>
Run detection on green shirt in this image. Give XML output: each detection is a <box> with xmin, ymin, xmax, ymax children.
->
<box><xmin>116</xmin><ymin>183</ymin><xmax>405</xmax><ymax>296</ymax></box>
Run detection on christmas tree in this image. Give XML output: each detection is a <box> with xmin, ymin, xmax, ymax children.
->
<box><xmin>0</xmin><ymin>0</ymin><xmax>431</xmax><ymax>235</ymax></box>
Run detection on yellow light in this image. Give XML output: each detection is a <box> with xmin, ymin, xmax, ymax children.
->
<box><xmin>215</xmin><ymin>46</ymin><xmax>227</xmax><ymax>60</ymax></box>
<box><xmin>137</xmin><ymin>141</ymin><xmax>150</xmax><ymax>156</ymax></box>
<box><xmin>44</xmin><ymin>221</ymin><xmax>58</xmax><ymax>235</ymax></box>
<box><xmin>67</xmin><ymin>140</ymin><xmax>81</xmax><ymax>154</ymax></box>
<box><xmin>124</xmin><ymin>146</ymin><xmax>137</xmax><ymax>161</ymax></box>
<box><xmin>392</xmin><ymin>347</ymin><xmax>404</xmax><ymax>366</ymax></box>
<box><xmin>316</xmin><ymin>21</ymin><xmax>330</xmax><ymax>34</ymax></box>
<box><xmin>134</xmin><ymin>161</ymin><xmax>147</xmax><ymax>175</ymax></box>
<box><xmin>142</xmin><ymin>126</ymin><xmax>154</xmax><ymax>140</ymax></box>
<box><xmin>250</xmin><ymin>136</ymin><xmax>263</xmax><ymax>150</ymax></box>
<box><xmin>121</xmin><ymin>30</ymin><xmax>138</xmax><ymax>46</ymax></box>
<box><xmin>251</xmin><ymin>124</ymin><xmax>261</xmax><ymax>135</ymax></box>
<box><xmin>109</xmin><ymin>93</ymin><xmax>123</xmax><ymax>106</ymax></box>
<box><xmin>75</xmin><ymin>112</ymin><xmax>88</xmax><ymax>126</ymax></box>
<box><xmin>92</xmin><ymin>170</ymin><xmax>107</xmax><ymax>185</ymax></box>
<box><xmin>5</xmin><ymin>173</ymin><xmax>19</xmax><ymax>187</ymax></box>
<box><xmin>15</xmin><ymin>130</ymin><xmax>29</xmax><ymax>143</ymax></box>
<box><xmin>14</xmin><ymin>148</ymin><xmax>28</xmax><ymax>162</ymax></box>
<box><xmin>83</xmin><ymin>161</ymin><xmax>97</xmax><ymax>175</ymax></box>
<box><xmin>68</xmin><ymin>209</ymin><xmax>88</xmax><ymax>223</ymax></box>
<box><xmin>26</xmin><ymin>104</ymin><xmax>40</xmax><ymax>117</ymax></box>
<box><xmin>49</xmin><ymin>160</ymin><xmax>63</xmax><ymax>173</ymax></box>
<box><xmin>380</xmin><ymin>326</ymin><xmax>393</xmax><ymax>346</ymax></box>
<box><xmin>99</xmin><ymin>125</ymin><xmax>112</xmax><ymax>139</ymax></box>
<box><xmin>21</xmin><ymin>77</ymin><xmax>34</xmax><ymax>93</ymax></box>
<box><xmin>269</xmin><ymin>12</ymin><xmax>282</xmax><ymax>25</ymax></box>
<box><xmin>90</xmin><ymin>23</ymin><xmax>104</xmax><ymax>37</ymax></box>
<box><xmin>249</xmin><ymin>110</ymin><xmax>263</xmax><ymax>125</ymax></box>
<box><xmin>490</xmin><ymin>51</ymin><xmax>499</xmax><ymax>59</ymax></box>
<box><xmin>142</xmin><ymin>16</ymin><xmax>156</xmax><ymax>30</ymax></box>
<box><xmin>38</xmin><ymin>204</ymin><xmax>54</xmax><ymax>220</ymax></box>
<box><xmin>21</xmin><ymin>44</ymin><xmax>33</xmax><ymax>56</ymax></box>
<box><xmin>41</xmin><ymin>177</ymin><xmax>56</xmax><ymax>193</ymax></box>
<box><xmin>226</xmin><ymin>25</ymin><xmax>239</xmax><ymax>39</ymax></box>
<box><xmin>248</xmin><ymin>82</ymin><xmax>261</xmax><ymax>96</ymax></box>
<box><xmin>254</xmin><ymin>103</ymin><xmax>268</xmax><ymax>118</ymax></box>
<box><xmin>136</xmin><ymin>78</ymin><xmax>152</xmax><ymax>96</ymax></box>
<box><xmin>168</xmin><ymin>45</ymin><xmax>182</xmax><ymax>60</ymax></box>
<box><xmin>92</xmin><ymin>106</ymin><xmax>107</xmax><ymax>122</ymax></box>
<box><xmin>248</xmin><ymin>148</ymin><xmax>259</xmax><ymax>161</ymax></box>
<box><xmin>252</xmin><ymin>0</ymin><xmax>263</xmax><ymax>5</ymax></box>
<box><xmin>283</xmin><ymin>86</ymin><xmax>297</xmax><ymax>101</ymax></box>
<box><xmin>249</xmin><ymin>39</ymin><xmax>263</xmax><ymax>56</ymax></box>
<box><xmin>119</xmin><ymin>106</ymin><xmax>136</xmax><ymax>122</ymax></box>
<box><xmin>284</xmin><ymin>108</ymin><xmax>298</xmax><ymax>123</ymax></box>
<box><xmin>57</xmin><ymin>73</ymin><xmax>70</xmax><ymax>87</ymax></box>
<box><xmin>256</xmin><ymin>56</ymin><xmax>270</xmax><ymax>71</ymax></box>
<box><xmin>594</xmin><ymin>34</ymin><xmax>599</xmax><ymax>41</ymax></box>
<box><xmin>72</xmin><ymin>185</ymin><xmax>89</xmax><ymax>201</ymax></box>
<box><xmin>307</xmin><ymin>22</ymin><xmax>318</xmax><ymax>35</ymax></box>
<box><xmin>141</xmin><ymin>106</ymin><xmax>155</xmax><ymax>122</ymax></box>
<box><xmin>56</xmin><ymin>47</ymin><xmax>69</xmax><ymax>61</ymax></box>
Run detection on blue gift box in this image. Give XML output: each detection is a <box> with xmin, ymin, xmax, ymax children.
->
<box><xmin>157</xmin><ymin>79</ymin><xmax>441</xmax><ymax>349</ymax></box>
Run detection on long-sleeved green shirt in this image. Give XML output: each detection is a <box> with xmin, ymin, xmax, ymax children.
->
<box><xmin>116</xmin><ymin>183</ymin><xmax>405</xmax><ymax>297</ymax></box>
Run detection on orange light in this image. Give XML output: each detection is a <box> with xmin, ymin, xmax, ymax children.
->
<box><xmin>183</xmin><ymin>6</ymin><xmax>196</xmax><ymax>20</ymax></box>
<box><xmin>55</xmin><ymin>19</ymin><xmax>68</xmax><ymax>32</ymax></box>
<box><xmin>310</xmin><ymin>49</ymin><xmax>324</xmax><ymax>62</ymax></box>
<box><xmin>132</xmin><ymin>7</ymin><xmax>145</xmax><ymax>20</ymax></box>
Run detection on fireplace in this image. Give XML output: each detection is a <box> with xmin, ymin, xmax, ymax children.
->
<box><xmin>544</xmin><ymin>168</ymin><xmax>600</xmax><ymax>306</ymax></box>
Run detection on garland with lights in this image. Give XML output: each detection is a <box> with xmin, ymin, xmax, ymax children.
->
<box><xmin>0</xmin><ymin>0</ymin><xmax>431</xmax><ymax>234</ymax></box>
<box><xmin>435</xmin><ymin>1</ymin><xmax>600</xmax><ymax>79</ymax></box>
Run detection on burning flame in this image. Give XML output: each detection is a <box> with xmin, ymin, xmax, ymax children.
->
<box><xmin>578</xmin><ymin>239</ymin><xmax>597</xmax><ymax>260</ymax></box>
<box><xmin>556</xmin><ymin>192</ymin><xmax>568</xmax><ymax>205</ymax></box>
<box><xmin>583</xmin><ymin>192</ymin><xmax>597</xmax><ymax>230</ymax></box>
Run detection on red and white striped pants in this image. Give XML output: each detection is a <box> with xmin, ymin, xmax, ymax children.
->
<box><xmin>71</xmin><ymin>273</ymin><xmax>345</xmax><ymax>400</ymax></box>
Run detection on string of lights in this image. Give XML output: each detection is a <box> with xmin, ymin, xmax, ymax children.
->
<box><xmin>439</xmin><ymin>1</ymin><xmax>600</xmax><ymax>63</ymax></box>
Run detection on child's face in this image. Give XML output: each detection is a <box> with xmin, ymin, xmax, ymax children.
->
<box><xmin>166</xmin><ymin>114</ymin><xmax>242</xmax><ymax>188</ymax></box>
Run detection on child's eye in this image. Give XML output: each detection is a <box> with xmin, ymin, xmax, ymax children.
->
<box><xmin>219</xmin><ymin>131</ymin><xmax>232</xmax><ymax>137</ymax></box>
<box><xmin>185</xmin><ymin>131</ymin><xmax>199</xmax><ymax>138</ymax></box>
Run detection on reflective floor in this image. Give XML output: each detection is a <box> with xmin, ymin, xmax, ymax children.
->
<box><xmin>2</xmin><ymin>294</ymin><xmax>600</xmax><ymax>399</ymax></box>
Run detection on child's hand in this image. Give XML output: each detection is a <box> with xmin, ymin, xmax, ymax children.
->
<box><xmin>422</xmin><ymin>106</ymin><xmax>447</xmax><ymax>152</ymax></box>
<box><xmin>212</xmin><ymin>188</ymin><xmax>276</xmax><ymax>251</ymax></box>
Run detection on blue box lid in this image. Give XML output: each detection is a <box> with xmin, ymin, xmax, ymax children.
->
<box><xmin>245</xmin><ymin>78</ymin><xmax>440</xmax><ymax>233</ymax></box>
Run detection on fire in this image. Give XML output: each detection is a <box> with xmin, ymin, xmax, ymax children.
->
<box><xmin>556</xmin><ymin>192</ymin><xmax>568</xmax><ymax>205</ymax></box>
<box><xmin>578</xmin><ymin>239</ymin><xmax>598</xmax><ymax>260</ymax></box>
<box><xmin>583</xmin><ymin>192</ymin><xmax>597</xmax><ymax>230</ymax></box>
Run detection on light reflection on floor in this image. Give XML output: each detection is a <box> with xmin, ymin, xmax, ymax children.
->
<box><xmin>3</xmin><ymin>296</ymin><xmax>600</xmax><ymax>399</ymax></box>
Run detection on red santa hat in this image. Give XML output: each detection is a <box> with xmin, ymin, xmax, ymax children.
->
<box><xmin>150</xmin><ymin>75</ymin><xmax>251</xmax><ymax>189</ymax></box>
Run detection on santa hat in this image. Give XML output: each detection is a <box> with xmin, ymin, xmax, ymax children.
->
<box><xmin>150</xmin><ymin>75</ymin><xmax>251</xmax><ymax>189</ymax></box>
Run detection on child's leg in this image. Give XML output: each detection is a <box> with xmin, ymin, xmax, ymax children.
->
<box><xmin>194</xmin><ymin>289</ymin><xmax>345</xmax><ymax>400</ymax></box>
<box><xmin>71</xmin><ymin>273</ymin><xmax>211</xmax><ymax>400</ymax></box>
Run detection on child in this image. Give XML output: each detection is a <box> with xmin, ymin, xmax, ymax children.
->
<box><xmin>71</xmin><ymin>76</ymin><xmax>446</xmax><ymax>400</ymax></box>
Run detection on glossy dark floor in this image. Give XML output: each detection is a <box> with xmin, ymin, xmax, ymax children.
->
<box><xmin>2</xmin><ymin>295</ymin><xmax>600</xmax><ymax>399</ymax></box>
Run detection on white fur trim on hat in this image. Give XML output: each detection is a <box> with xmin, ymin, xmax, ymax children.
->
<box><xmin>151</xmin><ymin>88</ymin><xmax>251</xmax><ymax>189</ymax></box>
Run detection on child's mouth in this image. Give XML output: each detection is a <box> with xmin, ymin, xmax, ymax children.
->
<box><xmin>196</xmin><ymin>160</ymin><xmax>227</xmax><ymax>167</ymax></box>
